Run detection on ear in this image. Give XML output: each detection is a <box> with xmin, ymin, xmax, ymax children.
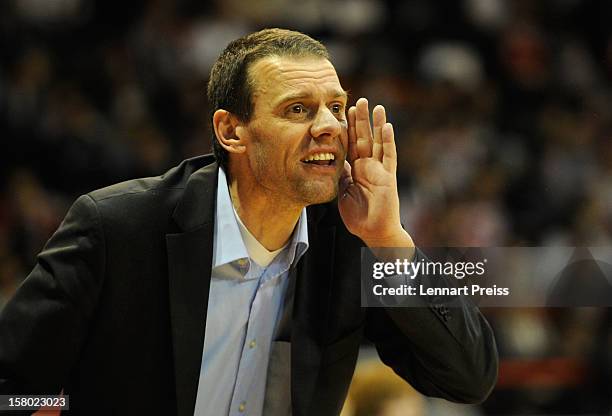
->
<box><xmin>212</xmin><ymin>109</ymin><xmax>247</xmax><ymax>154</ymax></box>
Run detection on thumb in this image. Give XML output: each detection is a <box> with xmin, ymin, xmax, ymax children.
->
<box><xmin>338</xmin><ymin>160</ymin><xmax>353</xmax><ymax>197</ymax></box>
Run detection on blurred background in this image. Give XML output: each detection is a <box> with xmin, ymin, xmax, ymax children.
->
<box><xmin>1</xmin><ymin>0</ymin><xmax>611</xmax><ymax>414</ymax></box>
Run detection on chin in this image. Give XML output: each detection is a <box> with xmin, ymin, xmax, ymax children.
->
<box><xmin>310</xmin><ymin>193</ymin><xmax>337</xmax><ymax>205</ymax></box>
<box><xmin>301</xmin><ymin>182</ymin><xmax>338</xmax><ymax>205</ymax></box>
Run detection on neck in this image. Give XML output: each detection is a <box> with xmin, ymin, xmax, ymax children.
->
<box><xmin>228</xmin><ymin>174</ymin><xmax>303</xmax><ymax>252</ymax></box>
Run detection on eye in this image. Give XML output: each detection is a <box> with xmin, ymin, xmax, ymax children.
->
<box><xmin>290</xmin><ymin>104</ymin><xmax>306</xmax><ymax>114</ymax></box>
<box><xmin>331</xmin><ymin>103</ymin><xmax>343</xmax><ymax>114</ymax></box>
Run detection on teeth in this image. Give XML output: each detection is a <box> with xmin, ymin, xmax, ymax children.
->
<box><xmin>304</xmin><ymin>152</ymin><xmax>335</xmax><ymax>162</ymax></box>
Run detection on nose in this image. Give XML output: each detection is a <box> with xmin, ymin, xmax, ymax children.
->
<box><xmin>310</xmin><ymin>106</ymin><xmax>342</xmax><ymax>140</ymax></box>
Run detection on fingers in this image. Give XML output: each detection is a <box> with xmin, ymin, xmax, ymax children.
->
<box><xmin>382</xmin><ymin>122</ymin><xmax>397</xmax><ymax>172</ymax></box>
<box><xmin>372</xmin><ymin>105</ymin><xmax>386</xmax><ymax>161</ymax></box>
<box><xmin>355</xmin><ymin>98</ymin><xmax>373</xmax><ymax>159</ymax></box>
<box><xmin>348</xmin><ymin>97</ymin><xmax>390</xmax><ymax>164</ymax></box>
<box><xmin>347</xmin><ymin>106</ymin><xmax>358</xmax><ymax>164</ymax></box>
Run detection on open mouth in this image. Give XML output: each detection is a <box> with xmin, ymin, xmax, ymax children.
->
<box><xmin>301</xmin><ymin>152</ymin><xmax>336</xmax><ymax>166</ymax></box>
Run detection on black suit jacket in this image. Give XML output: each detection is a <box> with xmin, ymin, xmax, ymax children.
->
<box><xmin>0</xmin><ymin>155</ymin><xmax>497</xmax><ymax>415</ymax></box>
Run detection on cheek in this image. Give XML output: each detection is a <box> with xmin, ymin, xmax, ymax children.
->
<box><xmin>250</xmin><ymin>121</ymin><xmax>307</xmax><ymax>169</ymax></box>
<box><xmin>252</xmin><ymin>138</ymin><xmax>290</xmax><ymax>176</ymax></box>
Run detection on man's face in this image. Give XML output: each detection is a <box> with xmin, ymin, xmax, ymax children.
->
<box><xmin>237</xmin><ymin>55</ymin><xmax>348</xmax><ymax>206</ymax></box>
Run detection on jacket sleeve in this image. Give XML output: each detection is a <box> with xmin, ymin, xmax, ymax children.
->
<box><xmin>364</xmin><ymin>249</ymin><xmax>498</xmax><ymax>404</ymax></box>
<box><xmin>0</xmin><ymin>194</ymin><xmax>106</xmax><ymax>395</ymax></box>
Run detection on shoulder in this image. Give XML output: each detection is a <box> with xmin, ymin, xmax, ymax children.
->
<box><xmin>89</xmin><ymin>155</ymin><xmax>215</xmax><ymax>203</ymax></box>
<box><xmin>82</xmin><ymin>154</ymin><xmax>217</xmax><ymax>231</ymax></box>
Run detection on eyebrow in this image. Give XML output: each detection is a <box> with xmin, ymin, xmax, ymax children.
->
<box><xmin>274</xmin><ymin>89</ymin><xmax>349</xmax><ymax>107</ymax></box>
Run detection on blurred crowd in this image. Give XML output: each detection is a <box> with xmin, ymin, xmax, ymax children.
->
<box><xmin>1</xmin><ymin>0</ymin><xmax>612</xmax><ymax>414</ymax></box>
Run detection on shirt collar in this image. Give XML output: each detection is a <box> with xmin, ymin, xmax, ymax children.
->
<box><xmin>212</xmin><ymin>168</ymin><xmax>249</xmax><ymax>269</ymax></box>
<box><xmin>289</xmin><ymin>208</ymin><xmax>309</xmax><ymax>266</ymax></box>
<box><xmin>212</xmin><ymin>167</ymin><xmax>309</xmax><ymax>271</ymax></box>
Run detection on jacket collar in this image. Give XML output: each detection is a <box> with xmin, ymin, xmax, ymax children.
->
<box><xmin>171</xmin><ymin>160</ymin><xmax>219</xmax><ymax>231</ymax></box>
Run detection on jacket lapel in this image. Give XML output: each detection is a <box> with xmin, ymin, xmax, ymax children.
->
<box><xmin>291</xmin><ymin>206</ymin><xmax>336</xmax><ymax>416</ymax></box>
<box><xmin>166</xmin><ymin>162</ymin><xmax>218</xmax><ymax>416</ymax></box>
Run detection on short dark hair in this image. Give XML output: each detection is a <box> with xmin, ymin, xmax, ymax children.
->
<box><xmin>207</xmin><ymin>28</ymin><xmax>330</xmax><ymax>172</ymax></box>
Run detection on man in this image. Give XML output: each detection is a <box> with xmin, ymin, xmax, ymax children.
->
<box><xmin>0</xmin><ymin>29</ymin><xmax>497</xmax><ymax>415</ymax></box>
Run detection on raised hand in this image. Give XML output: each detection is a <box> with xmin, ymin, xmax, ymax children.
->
<box><xmin>338</xmin><ymin>98</ymin><xmax>414</xmax><ymax>249</ymax></box>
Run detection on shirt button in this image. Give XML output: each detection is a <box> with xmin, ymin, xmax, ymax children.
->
<box><xmin>238</xmin><ymin>402</ymin><xmax>246</xmax><ymax>412</ymax></box>
<box><xmin>249</xmin><ymin>339</ymin><xmax>257</xmax><ymax>349</ymax></box>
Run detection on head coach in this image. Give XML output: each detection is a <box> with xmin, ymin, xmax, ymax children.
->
<box><xmin>0</xmin><ymin>28</ymin><xmax>498</xmax><ymax>415</ymax></box>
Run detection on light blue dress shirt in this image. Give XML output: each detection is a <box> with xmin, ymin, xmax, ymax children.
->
<box><xmin>193</xmin><ymin>168</ymin><xmax>309</xmax><ymax>416</ymax></box>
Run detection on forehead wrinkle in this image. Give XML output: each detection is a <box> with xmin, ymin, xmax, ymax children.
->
<box><xmin>275</xmin><ymin>64</ymin><xmax>339</xmax><ymax>80</ymax></box>
<box><xmin>250</xmin><ymin>56</ymin><xmax>337</xmax><ymax>84</ymax></box>
<box><xmin>249</xmin><ymin>56</ymin><xmax>345</xmax><ymax>109</ymax></box>
<box><xmin>263</xmin><ymin>70</ymin><xmax>340</xmax><ymax>94</ymax></box>
<box><xmin>272</xmin><ymin>74</ymin><xmax>347</xmax><ymax>103</ymax></box>
<box><xmin>279</xmin><ymin>66</ymin><xmax>338</xmax><ymax>76</ymax></box>
<box><xmin>282</xmin><ymin>73</ymin><xmax>340</xmax><ymax>83</ymax></box>
<box><xmin>275</xmin><ymin>73</ymin><xmax>344</xmax><ymax>100</ymax></box>
<box><xmin>273</xmin><ymin>88</ymin><xmax>348</xmax><ymax>107</ymax></box>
